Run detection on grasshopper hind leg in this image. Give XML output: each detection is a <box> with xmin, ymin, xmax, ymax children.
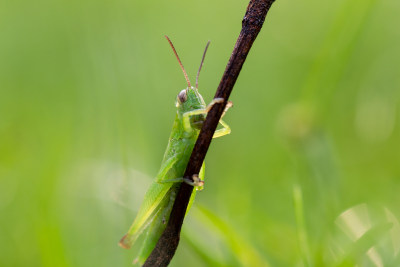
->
<box><xmin>187</xmin><ymin>162</ymin><xmax>205</xmax><ymax>212</ymax></box>
<box><xmin>158</xmin><ymin>175</ymin><xmax>204</xmax><ymax>187</ymax></box>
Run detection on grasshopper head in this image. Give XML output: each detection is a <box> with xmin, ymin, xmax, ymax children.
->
<box><xmin>176</xmin><ymin>87</ymin><xmax>206</xmax><ymax>130</ymax></box>
<box><xmin>176</xmin><ymin>87</ymin><xmax>205</xmax><ymax>110</ymax></box>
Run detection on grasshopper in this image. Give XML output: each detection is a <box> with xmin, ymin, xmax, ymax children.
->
<box><xmin>119</xmin><ymin>36</ymin><xmax>232</xmax><ymax>264</ymax></box>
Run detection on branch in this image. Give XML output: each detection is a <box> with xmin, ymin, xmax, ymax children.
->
<box><xmin>143</xmin><ymin>0</ymin><xmax>276</xmax><ymax>266</ymax></box>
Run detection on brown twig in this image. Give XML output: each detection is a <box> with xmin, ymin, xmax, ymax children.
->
<box><xmin>143</xmin><ymin>0</ymin><xmax>276</xmax><ymax>266</ymax></box>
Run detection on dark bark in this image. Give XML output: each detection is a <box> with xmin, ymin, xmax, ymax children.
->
<box><xmin>143</xmin><ymin>0</ymin><xmax>276</xmax><ymax>266</ymax></box>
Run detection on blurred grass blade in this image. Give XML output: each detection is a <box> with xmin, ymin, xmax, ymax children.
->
<box><xmin>188</xmin><ymin>205</ymin><xmax>271</xmax><ymax>267</ymax></box>
<box><xmin>293</xmin><ymin>184</ymin><xmax>312</xmax><ymax>267</ymax></box>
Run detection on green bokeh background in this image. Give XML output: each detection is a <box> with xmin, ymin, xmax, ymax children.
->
<box><xmin>1</xmin><ymin>0</ymin><xmax>400</xmax><ymax>266</ymax></box>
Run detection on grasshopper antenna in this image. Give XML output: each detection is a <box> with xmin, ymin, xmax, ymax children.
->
<box><xmin>165</xmin><ymin>35</ymin><xmax>191</xmax><ymax>88</ymax></box>
<box><xmin>196</xmin><ymin>41</ymin><xmax>210</xmax><ymax>90</ymax></box>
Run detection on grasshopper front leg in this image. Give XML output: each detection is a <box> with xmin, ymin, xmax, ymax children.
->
<box><xmin>213</xmin><ymin>119</ymin><xmax>231</xmax><ymax>138</ymax></box>
<box><xmin>206</xmin><ymin>98</ymin><xmax>233</xmax><ymax>118</ymax></box>
<box><xmin>208</xmin><ymin>98</ymin><xmax>232</xmax><ymax>138</ymax></box>
<box><xmin>182</xmin><ymin>98</ymin><xmax>232</xmax><ymax>138</ymax></box>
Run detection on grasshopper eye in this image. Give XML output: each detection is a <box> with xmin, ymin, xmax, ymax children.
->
<box><xmin>177</xmin><ymin>89</ymin><xmax>187</xmax><ymax>103</ymax></box>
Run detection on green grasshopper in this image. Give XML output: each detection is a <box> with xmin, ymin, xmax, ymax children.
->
<box><xmin>119</xmin><ymin>36</ymin><xmax>232</xmax><ymax>264</ymax></box>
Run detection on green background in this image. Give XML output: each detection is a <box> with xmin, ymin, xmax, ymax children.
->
<box><xmin>1</xmin><ymin>0</ymin><xmax>400</xmax><ymax>266</ymax></box>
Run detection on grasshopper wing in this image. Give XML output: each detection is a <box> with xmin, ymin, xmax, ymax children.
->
<box><xmin>119</xmin><ymin>155</ymin><xmax>179</xmax><ymax>248</ymax></box>
<box><xmin>133</xmin><ymin>186</ymin><xmax>177</xmax><ymax>264</ymax></box>
<box><xmin>119</xmin><ymin>182</ymin><xmax>173</xmax><ymax>248</ymax></box>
